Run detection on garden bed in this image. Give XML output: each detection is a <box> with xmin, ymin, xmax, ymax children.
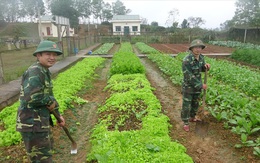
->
<box><xmin>0</xmin><ymin>43</ymin><xmax>259</xmax><ymax>163</ymax></box>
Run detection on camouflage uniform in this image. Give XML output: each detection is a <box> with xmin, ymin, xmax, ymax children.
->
<box><xmin>16</xmin><ymin>40</ymin><xmax>63</xmax><ymax>162</ymax></box>
<box><xmin>181</xmin><ymin>53</ymin><xmax>206</xmax><ymax>124</ymax></box>
<box><xmin>16</xmin><ymin>62</ymin><xmax>60</xmax><ymax>162</ymax></box>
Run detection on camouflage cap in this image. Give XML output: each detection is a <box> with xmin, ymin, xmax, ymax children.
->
<box><xmin>33</xmin><ymin>40</ymin><xmax>63</xmax><ymax>56</ymax></box>
<box><xmin>189</xmin><ymin>39</ymin><xmax>206</xmax><ymax>50</ymax></box>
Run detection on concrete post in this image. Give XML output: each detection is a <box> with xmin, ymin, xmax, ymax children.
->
<box><xmin>37</xmin><ymin>5</ymin><xmax>43</xmax><ymax>41</ymax></box>
<box><xmin>66</xmin><ymin>26</ymin><xmax>71</xmax><ymax>56</ymax></box>
<box><xmin>243</xmin><ymin>29</ymin><xmax>247</xmax><ymax>43</ymax></box>
<box><xmin>0</xmin><ymin>53</ymin><xmax>4</xmax><ymax>84</ymax></box>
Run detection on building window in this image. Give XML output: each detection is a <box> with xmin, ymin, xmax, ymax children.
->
<box><xmin>115</xmin><ymin>26</ymin><xmax>121</xmax><ymax>31</ymax></box>
<box><xmin>132</xmin><ymin>26</ymin><xmax>138</xmax><ymax>31</ymax></box>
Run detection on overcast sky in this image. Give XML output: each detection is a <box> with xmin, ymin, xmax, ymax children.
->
<box><xmin>105</xmin><ymin>0</ymin><xmax>237</xmax><ymax>29</ymax></box>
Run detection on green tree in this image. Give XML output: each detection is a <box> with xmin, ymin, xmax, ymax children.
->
<box><xmin>149</xmin><ymin>21</ymin><xmax>166</xmax><ymax>32</ymax></box>
<box><xmin>151</xmin><ymin>21</ymin><xmax>158</xmax><ymax>27</ymax></box>
<box><xmin>233</xmin><ymin>0</ymin><xmax>260</xmax><ymax>27</ymax></box>
<box><xmin>75</xmin><ymin>0</ymin><xmax>92</xmax><ymax>19</ymax></box>
<box><xmin>0</xmin><ymin>0</ymin><xmax>7</xmax><ymax>21</ymax></box>
<box><xmin>112</xmin><ymin>0</ymin><xmax>131</xmax><ymax>15</ymax></box>
<box><xmin>91</xmin><ymin>0</ymin><xmax>103</xmax><ymax>23</ymax></box>
<box><xmin>181</xmin><ymin>19</ymin><xmax>189</xmax><ymax>29</ymax></box>
<box><xmin>101</xmin><ymin>2</ymin><xmax>113</xmax><ymax>22</ymax></box>
<box><xmin>187</xmin><ymin>17</ymin><xmax>205</xmax><ymax>28</ymax></box>
<box><xmin>220</xmin><ymin>19</ymin><xmax>235</xmax><ymax>31</ymax></box>
<box><xmin>172</xmin><ymin>22</ymin><xmax>178</xmax><ymax>28</ymax></box>
<box><xmin>165</xmin><ymin>8</ymin><xmax>179</xmax><ymax>27</ymax></box>
<box><xmin>141</xmin><ymin>18</ymin><xmax>148</xmax><ymax>25</ymax></box>
<box><xmin>50</xmin><ymin>0</ymin><xmax>80</xmax><ymax>28</ymax></box>
<box><xmin>0</xmin><ymin>0</ymin><xmax>21</xmax><ymax>22</ymax></box>
<box><xmin>20</xmin><ymin>0</ymin><xmax>45</xmax><ymax>21</ymax></box>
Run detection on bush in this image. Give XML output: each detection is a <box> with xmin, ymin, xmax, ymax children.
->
<box><xmin>231</xmin><ymin>49</ymin><xmax>260</xmax><ymax>66</ymax></box>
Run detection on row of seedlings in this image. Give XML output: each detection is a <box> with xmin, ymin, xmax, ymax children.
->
<box><xmin>0</xmin><ymin>57</ymin><xmax>105</xmax><ymax>147</ymax></box>
<box><xmin>135</xmin><ymin>42</ymin><xmax>260</xmax><ymax>157</ymax></box>
<box><xmin>86</xmin><ymin>42</ymin><xmax>193</xmax><ymax>162</ymax></box>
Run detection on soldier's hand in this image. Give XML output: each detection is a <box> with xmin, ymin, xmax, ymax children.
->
<box><xmin>47</xmin><ymin>101</ymin><xmax>56</xmax><ymax>112</ymax></box>
<box><xmin>205</xmin><ymin>63</ymin><xmax>210</xmax><ymax>70</ymax></box>
<box><xmin>58</xmin><ymin>115</ymin><xmax>65</xmax><ymax>127</ymax></box>
<box><xmin>202</xmin><ymin>84</ymin><xmax>207</xmax><ymax>90</ymax></box>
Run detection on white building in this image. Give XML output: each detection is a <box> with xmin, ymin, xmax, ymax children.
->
<box><xmin>111</xmin><ymin>15</ymin><xmax>141</xmax><ymax>35</ymax></box>
<box><xmin>37</xmin><ymin>15</ymin><xmax>74</xmax><ymax>38</ymax></box>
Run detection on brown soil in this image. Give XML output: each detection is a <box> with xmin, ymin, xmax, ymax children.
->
<box><xmin>0</xmin><ymin>44</ymin><xmax>259</xmax><ymax>163</ymax></box>
<box><xmin>149</xmin><ymin>43</ymin><xmax>235</xmax><ymax>54</ymax></box>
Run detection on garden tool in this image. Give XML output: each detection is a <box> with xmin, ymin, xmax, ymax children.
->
<box><xmin>195</xmin><ymin>68</ymin><xmax>209</xmax><ymax>137</ymax></box>
<box><xmin>52</xmin><ymin>110</ymin><xmax>77</xmax><ymax>154</ymax></box>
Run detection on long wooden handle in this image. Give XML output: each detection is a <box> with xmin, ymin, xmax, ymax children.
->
<box><xmin>204</xmin><ymin>68</ymin><xmax>207</xmax><ymax>85</ymax></box>
<box><xmin>52</xmin><ymin>110</ymin><xmax>76</xmax><ymax>144</ymax></box>
<box><xmin>202</xmin><ymin>69</ymin><xmax>207</xmax><ymax>107</ymax></box>
<box><xmin>52</xmin><ymin>110</ymin><xmax>63</xmax><ymax>123</ymax></box>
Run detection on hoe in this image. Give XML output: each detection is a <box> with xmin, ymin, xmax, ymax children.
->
<box><xmin>195</xmin><ymin>68</ymin><xmax>210</xmax><ymax>137</ymax></box>
<box><xmin>52</xmin><ymin>110</ymin><xmax>77</xmax><ymax>154</ymax></box>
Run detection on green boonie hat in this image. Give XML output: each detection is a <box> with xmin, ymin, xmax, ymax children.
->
<box><xmin>189</xmin><ymin>39</ymin><xmax>206</xmax><ymax>50</ymax></box>
<box><xmin>33</xmin><ymin>40</ymin><xmax>63</xmax><ymax>56</ymax></box>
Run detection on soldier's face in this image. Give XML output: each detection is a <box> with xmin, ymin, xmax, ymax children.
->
<box><xmin>191</xmin><ymin>46</ymin><xmax>203</xmax><ymax>56</ymax></box>
<box><xmin>37</xmin><ymin>52</ymin><xmax>58</xmax><ymax>68</ymax></box>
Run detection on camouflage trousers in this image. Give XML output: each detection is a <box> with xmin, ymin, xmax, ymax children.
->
<box><xmin>181</xmin><ymin>92</ymin><xmax>201</xmax><ymax>125</ymax></box>
<box><xmin>20</xmin><ymin>129</ymin><xmax>54</xmax><ymax>163</ymax></box>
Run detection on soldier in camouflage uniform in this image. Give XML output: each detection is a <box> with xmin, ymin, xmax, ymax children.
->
<box><xmin>181</xmin><ymin>39</ymin><xmax>210</xmax><ymax>132</ymax></box>
<box><xmin>16</xmin><ymin>40</ymin><xmax>66</xmax><ymax>162</ymax></box>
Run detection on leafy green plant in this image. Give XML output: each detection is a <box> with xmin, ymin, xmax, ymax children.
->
<box><xmin>109</xmin><ymin>42</ymin><xmax>145</xmax><ymax>76</ymax></box>
<box><xmin>136</xmin><ymin>42</ymin><xmax>260</xmax><ymax>157</ymax></box>
<box><xmin>0</xmin><ymin>57</ymin><xmax>105</xmax><ymax>146</ymax></box>
<box><xmin>253</xmin><ymin>147</ymin><xmax>260</xmax><ymax>157</ymax></box>
<box><xmin>87</xmin><ymin>43</ymin><xmax>193</xmax><ymax>162</ymax></box>
<box><xmin>92</xmin><ymin>43</ymin><xmax>114</xmax><ymax>55</ymax></box>
<box><xmin>135</xmin><ymin>42</ymin><xmax>161</xmax><ymax>54</ymax></box>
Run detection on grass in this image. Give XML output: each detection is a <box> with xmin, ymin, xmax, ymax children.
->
<box><xmin>0</xmin><ymin>41</ymin><xmax>38</xmax><ymax>51</ymax></box>
<box><xmin>1</xmin><ymin>48</ymin><xmax>35</xmax><ymax>82</ymax></box>
<box><xmin>0</xmin><ymin>22</ymin><xmax>95</xmax><ymax>83</ymax></box>
<box><xmin>0</xmin><ymin>47</ymin><xmax>64</xmax><ymax>82</ymax></box>
<box><xmin>0</xmin><ymin>36</ymin><xmax>97</xmax><ymax>83</ymax></box>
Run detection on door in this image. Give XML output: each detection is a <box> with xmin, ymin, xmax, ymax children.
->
<box><xmin>124</xmin><ymin>26</ymin><xmax>129</xmax><ymax>35</ymax></box>
<box><xmin>46</xmin><ymin>27</ymin><xmax>51</xmax><ymax>35</ymax></box>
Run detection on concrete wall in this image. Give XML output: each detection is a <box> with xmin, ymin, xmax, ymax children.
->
<box><xmin>40</xmin><ymin>23</ymin><xmax>75</xmax><ymax>37</ymax></box>
<box><xmin>112</xmin><ymin>21</ymin><xmax>141</xmax><ymax>35</ymax></box>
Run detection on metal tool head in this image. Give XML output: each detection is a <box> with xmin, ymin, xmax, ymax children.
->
<box><xmin>71</xmin><ymin>149</ymin><xmax>77</xmax><ymax>154</ymax></box>
<box><xmin>195</xmin><ymin>120</ymin><xmax>209</xmax><ymax>138</ymax></box>
<box><xmin>71</xmin><ymin>142</ymin><xmax>77</xmax><ymax>154</ymax></box>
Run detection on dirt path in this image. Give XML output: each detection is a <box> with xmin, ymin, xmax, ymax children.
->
<box><xmin>52</xmin><ymin>59</ymin><xmax>111</xmax><ymax>163</ymax></box>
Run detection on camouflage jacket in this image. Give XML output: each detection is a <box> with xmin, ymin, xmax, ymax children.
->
<box><xmin>182</xmin><ymin>53</ymin><xmax>206</xmax><ymax>93</ymax></box>
<box><xmin>16</xmin><ymin>62</ymin><xmax>59</xmax><ymax>132</ymax></box>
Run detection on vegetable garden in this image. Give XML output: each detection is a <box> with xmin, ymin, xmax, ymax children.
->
<box><xmin>0</xmin><ymin>42</ymin><xmax>259</xmax><ymax>163</ymax></box>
